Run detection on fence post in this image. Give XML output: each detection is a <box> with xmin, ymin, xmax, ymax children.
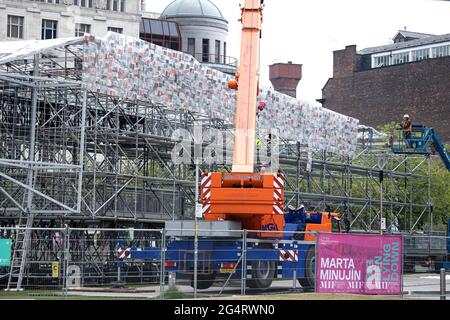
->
<box><xmin>293</xmin><ymin>269</ymin><xmax>297</xmax><ymax>289</ymax></box>
<box><xmin>117</xmin><ymin>263</ymin><xmax>122</xmax><ymax>286</ymax></box>
<box><xmin>314</xmin><ymin>231</ymin><xmax>318</xmax><ymax>293</ymax></box>
<box><xmin>193</xmin><ymin>222</ymin><xmax>199</xmax><ymax>299</ymax></box>
<box><xmin>63</xmin><ymin>226</ymin><xmax>70</xmax><ymax>299</ymax></box>
<box><xmin>441</xmin><ymin>268</ymin><xmax>447</xmax><ymax>301</ymax></box>
<box><xmin>401</xmin><ymin>234</ymin><xmax>405</xmax><ymax>299</ymax></box>
<box><xmin>160</xmin><ymin>228</ymin><xmax>166</xmax><ymax>300</ymax></box>
<box><xmin>293</xmin><ymin>231</ymin><xmax>297</xmax><ymax>290</ymax></box>
<box><xmin>241</xmin><ymin>230</ymin><xmax>247</xmax><ymax>296</ymax></box>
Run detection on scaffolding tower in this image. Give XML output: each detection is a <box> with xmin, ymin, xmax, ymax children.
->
<box><xmin>0</xmin><ymin>38</ymin><xmax>433</xmax><ymax>235</ymax></box>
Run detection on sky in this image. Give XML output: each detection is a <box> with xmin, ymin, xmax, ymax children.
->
<box><xmin>145</xmin><ymin>0</ymin><xmax>450</xmax><ymax>105</ymax></box>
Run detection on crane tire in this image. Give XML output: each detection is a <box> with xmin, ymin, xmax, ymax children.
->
<box><xmin>298</xmin><ymin>246</ymin><xmax>315</xmax><ymax>292</ymax></box>
<box><xmin>247</xmin><ymin>260</ymin><xmax>276</xmax><ymax>289</ymax></box>
<box><xmin>191</xmin><ymin>274</ymin><xmax>215</xmax><ymax>290</ymax></box>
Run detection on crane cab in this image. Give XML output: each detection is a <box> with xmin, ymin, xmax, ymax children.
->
<box><xmin>304</xmin><ymin>212</ymin><xmax>341</xmax><ymax>241</ymax></box>
<box><xmin>283</xmin><ymin>208</ymin><xmax>341</xmax><ymax>241</ymax></box>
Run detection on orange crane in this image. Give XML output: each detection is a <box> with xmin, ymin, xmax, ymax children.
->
<box><xmin>201</xmin><ymin>0</ymin><xmax>285</xmax><ymax>238</ymax></box>
<box><xmin>125</xmin><ymin>2</ymin><xmax>344</xmax><ymax>290</ymax></box>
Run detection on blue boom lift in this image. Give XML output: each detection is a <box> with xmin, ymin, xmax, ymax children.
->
<box><xmin>392</xmin><ymin>126</ymin><xmax>449</xmax><ymax>271</ymax></box>
<box><xmin>392</xmin><ymin>125</ymin><xmax>450</xmax><ymax>171</ymax></box>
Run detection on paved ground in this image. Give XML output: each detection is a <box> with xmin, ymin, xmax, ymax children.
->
<box><xmin>402</xmin><ymin>273</ymin><xmax>450</xmax><ymax>300</ymax></box>
<box><xmin>59</xmin><ymin>273</ymin><xmax>449</xmax><ymax>300</ymax></box>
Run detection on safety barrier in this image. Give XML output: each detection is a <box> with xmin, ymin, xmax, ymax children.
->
<box><xmin>0</xmin><ymin>227</ymin><xmax>448</xmax><ymax>300</ymax></box>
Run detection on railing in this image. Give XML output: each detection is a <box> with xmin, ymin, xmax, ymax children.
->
<box><xmin>186</xmin><ymin>52</ymin><xmax>238</xmax><ymax>67</ymax></box>
<box><xmin>392</xmin><ymin>125</ymin><xmax>431</xmax><ymax>154</ymax></box>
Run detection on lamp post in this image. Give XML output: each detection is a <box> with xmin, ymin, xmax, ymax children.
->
<box><xmin>194</xmin><ymin>160</ymin><xmax>200</xmax><ymax>299</ymax></box>
<box><xmin>193</xmin><ymin>122</ymin><xmax>202</xmax><ymax>299</ymax></box>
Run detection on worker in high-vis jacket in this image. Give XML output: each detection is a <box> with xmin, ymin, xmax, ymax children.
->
<box><xmin>401</xmin><ymin>114</ymin><xmax>413</xmax><ymax>147</ymax></box>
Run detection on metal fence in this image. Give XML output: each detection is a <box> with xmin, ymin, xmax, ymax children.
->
<box><xmin>0</xmin><ymin>227</ymin><xmax>164</xmax><ymax>298</ymax></box>
<box><xmin>0</xmin><ymin>227</ymin><xmax>448</xmax><ymax>300</ymax></box>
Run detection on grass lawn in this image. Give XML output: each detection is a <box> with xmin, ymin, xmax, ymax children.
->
<box><xmin>0</xmin><ymin>289</ymin><xmax>410</xmax><ymax>300</ymax></box>
<box><xmin>0</xmin><ymin>290</ymin><xmax>151</xmax><ymax>300</ymax></box>
<box><xmin>211</xmin><ymin>293</ymin><xmax>408</xmax><ymax>300</ymax></box>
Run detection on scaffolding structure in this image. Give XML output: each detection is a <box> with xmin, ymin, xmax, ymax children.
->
<box><xmin>0</xmin><ymin>39</ymin><xmax>433</xmax><ymax>234</ymax></box>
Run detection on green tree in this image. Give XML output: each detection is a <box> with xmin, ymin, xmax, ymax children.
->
<box><xmin>429</xmin><ymin>159</ymin><xmax>450</xmax><ymax>227</ymax></box>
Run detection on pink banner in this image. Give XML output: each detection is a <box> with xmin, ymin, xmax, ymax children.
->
<box><xmin>316</xmin><ymin>233</ymin><xmax>402</xmax><ymax>295</ymax></box>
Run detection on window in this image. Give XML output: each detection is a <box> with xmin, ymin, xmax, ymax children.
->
<box><xmin>42</xmin><ymin>19</ymin><xmax>58</xmax><ymax>40</ymax></box>
<box><xmin>373</xmin><ymin>55</ymin><xmax>390</xmax><ymax>68</ymax></box>
<box><xmin>215</xmin><ymin>40</ymin><xmax>220</xmax><ymax>63</ymax></box>
<box><xmin>411</xmin><ymin>48</ymin><xmax>429</xmax><ymax>62</ymax></box>
<box><xmin>223</xmin><ymin>42</ymin><xmax>227</xmax><ymax>64</ymax></box>
<box><xmin>162</xmin><ymin>22</ymin><xmax>170</xmax><ymax>37</ymax></box>
<box><xmin>150</xmin><ymin>20</ymin><xmax>163</xmax><ymax>35</ymax></box>
<box><xmin>32</xmin><ymin>0</ymin><xmax>60</xmax><ymax>3</ymax></box>
<box><xmin>75</xmin><ymin>23</ymin><xmax>91</xmax><ymax>37</ymax></box>
<box><xmin>106</xmin><ymin>0</ymin><xmax>124</xmax><ymax>11</ymax></box>
<box><xmin>372</xmin><ymin>43</ymin><xmax>450</xmax><ymax>69</ymax></box>
<box><xmin>432</xmin><ymin>45</ymin><xmax>450</xmax><ymax>58</ymax></box>
<box><xmin>7</xmin><ymin>15</ymin><xmax>24</xmax><ymax>39</ymax></box>
<box><xmin>187</xmin><ymin>38</ymin><xmax>195</xmax><ymax>57</ymax></box>
<box><xmin>108</xmin><ymin>27</ymin><xmax>123</xmax><ymax>34</ymax></box>
<box><xmin>139</xmin><ymin>18</ymin><xmax>181</xmax><ymax>51</ymax></box>
<box><xmin>168</xmin><ymin>23</ymin><xmax>178</xmax><ymax>37</ymax></box>
<box><xmin>202</xmin><ymin>39</ymin><xmax>210</xmax><ymax>62</ymax></box>
<box><xmin>391</xmin><ymin>52</ymin><xmax>409</xmax><ymax>65</ymax></box>
<box><xmin>69</xmin><ymin>0</ymin><xmax>93</xmax><ymax>7</ymax></box>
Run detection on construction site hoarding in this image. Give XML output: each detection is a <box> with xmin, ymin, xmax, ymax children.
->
<box><xmin>316</xmin><ymin>233</ymin><xmax>402</xmax><ymax>295</ymax></box>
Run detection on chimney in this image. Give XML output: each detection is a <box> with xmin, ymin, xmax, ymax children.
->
<box><xmin>333</xmin><ymin>45</ymin><xmax>358</xmax><ymax>78</ymax></box>
<box><xmin>269</xmin><ymin>61</ymin><xmax>302</xmax><ymax>98</ymax></box>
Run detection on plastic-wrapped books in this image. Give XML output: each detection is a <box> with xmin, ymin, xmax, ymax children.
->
<box><xmin>83</xmin><ymin>32</ymin><xmax>359</xmax><ymax>158</ymax></box>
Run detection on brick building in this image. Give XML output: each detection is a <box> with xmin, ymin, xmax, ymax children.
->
<box><xmin>321</xmin><ymin>30</ymin><xmax>450</xmax><ymax>143</ymax></box>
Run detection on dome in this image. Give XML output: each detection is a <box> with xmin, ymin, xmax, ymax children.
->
<box><xmin>161</xmin><ymin>0</ymin><xmax>227</xmax><ymax>22</ymax></box>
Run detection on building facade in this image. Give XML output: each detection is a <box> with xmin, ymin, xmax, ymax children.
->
<box><xmin>0</xmin><ymin>0</ymin><xmax>141</xmax><ymax>40</ymax></box>
<box><xmin>321</xmin><ymin>31</ymin><xmax>450</xmax><ymax>143</ymax></box>
<box><xmin>0</xmin><ymin>0</ymin><xmax>236</xmax><ymax>74</ymax></box>
<box><xmin>159</xmin><ymin>0</ymin><xmax>236</xmax><ymax>75</ymax></box>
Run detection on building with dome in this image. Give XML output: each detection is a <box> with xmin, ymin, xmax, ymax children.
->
<box><xmin>141</xmin><ymin>0</ymin><xmax>237</xmax><ymax>75</ymax></box>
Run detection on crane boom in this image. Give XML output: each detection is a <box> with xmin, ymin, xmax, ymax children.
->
<box><xmin>202</xmin><ymin>0</ymin><xmax>285</xmax><ymax>238</ymax></box>
<box><xmin>232</xmin><ymin>0</ymin><xmax>263</xmax><ymax>173</ymax></box>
